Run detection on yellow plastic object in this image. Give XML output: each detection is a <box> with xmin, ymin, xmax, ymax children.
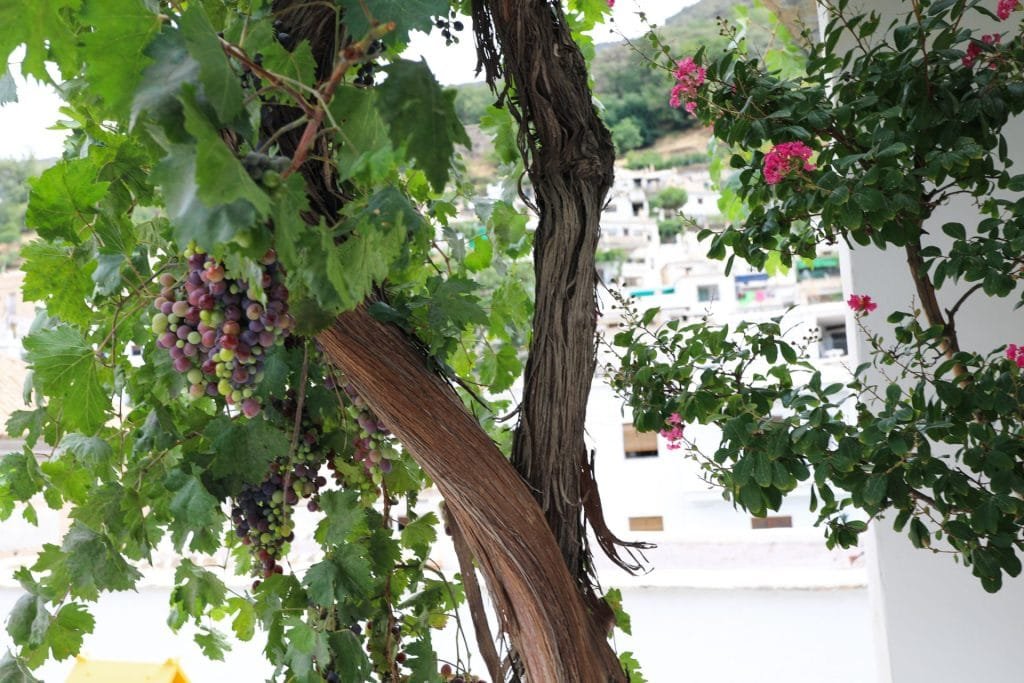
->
<box><xmin>66</xmin><ymin>656</ymin><xmax>190</xmax><ymax>683</ymax></box>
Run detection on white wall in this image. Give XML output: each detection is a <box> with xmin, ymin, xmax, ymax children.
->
<box><xmin>841</xmin><ymin>4</ymin><xmax>1024</xmax><ymax>681</ymax></box>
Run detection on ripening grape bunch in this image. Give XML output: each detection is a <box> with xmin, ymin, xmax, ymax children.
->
<box><xmin>232</xmin><ymin>400</ymin><xmax>331</xmax><ymax>579</ymax></box>
<box><xmin>151</xmin><ymin>245</ymin><xmax>292</xmax><ymax>417</ymax></box>
<box><xmin>324</xmin><ymin>374</ymin><xmax>396</xmax><ymax>481</ymax></box>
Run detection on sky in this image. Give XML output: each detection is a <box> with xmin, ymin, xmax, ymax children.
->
<box><xmin>0</xmin><ymin>0</ymin><xmax>698</xmax><ymax>160</ymax></box>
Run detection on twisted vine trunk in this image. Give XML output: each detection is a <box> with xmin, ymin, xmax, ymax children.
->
<box><xmin>318</xmin><ymin>309</ymin><xmax>624</xmax><ymax>681</ymax></box>
<box><xmin>273</xmin><ymin>0</ymin><xmax>627</xmax><ymax>678</ymax></box>
<box><xmin>479</xmin><ymin>0</ymin><xmax>616</xmax><ymax>584</ymax></box>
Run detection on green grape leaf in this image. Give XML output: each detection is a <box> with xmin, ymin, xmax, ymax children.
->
<box><xmin>194</xmin><ymin>626</ymin><xmax>230</xmax><ymax>661</ymax></box>
<box><xmin>399</xmin><ymin>512</ymin><xmax>438</xmax><ymax>556</ymax></box>
<box><xmin>0</xmin><ymin>651</ymin><xmax>42</xmax><ymax>683</ymax></box>
<box><xmin>315</xmin><ymin>490</ymin><xmax>367</xmax><ymax>546</ymax></box>
<box><xmin>226</xmin><ymin>598</ymin><xmax>256</xmax><ymax>641</ymax></box>
<box><xmin>25</xmin><ymin>159</ymin><xmax>109</xmax><ymax>243</ymax></box>
<box><xmin>336</xmin><ymin>0</ymin><xmax>448</xmax><ymax>46</ymax></box>
<box><xmin>80</xmin><ymin>0</ymin><xmax>160</xmax><ymax>118</ymax></box>
<box><xmin>0</xmin><ymin>1</ymin><xmax>80</xmax><ymax>82</ymax></box>
<box><xmin>20</xmin><ymin>241</ymin><xmax>97</xmax><ymax>327</ymax></box>
<box><xmin>326</xmin><ymin>631</ymin><xmax>371</xmax><ymax>683</ymax></box>
<box><xmin>151</xmin><ymin>143</ymin><xmax>258</xmax><ymax>252</ymax></box>
<box><xmin>44</xmin><ymin>603</ymin><xmax>94</xmax><ymax>661</ymax></box>
<box><xmin>32</xmin><ymin>523</ymin><xmax>141</xmax><ymax>601</ymax></box>
<box><xmin>427</xmin><ymin>276</ymin><xmax>489</xmax><ymax>331</ymax></box>
<box><xmin>165</xmin><ymin>469</ymin><xmax>223</xmax><ymax>553</ymax></box>
<box><xmin>479</xmin><ymin>344</ymin><xmax>521</xmax><ymax>393</ymax></box>
<box><xmin>329</xmin><ymin>86</ymin><xmax>394</xmax><ymax>183</ymax></box>
<box><xmin>5</xmin><ymin>596</ymin><xmax>49</xmax><ymax>648</ymax></box>
<box><xmin>180</xmin><ymin>93</ymin><xmax>270</xmax><ymax>215</ymax></box>
<box><xmin>202</xmin><ymin>416</ymin><xmax>289</xmax><ymax>493</ymax></box>
<box><xmin>378</xmin><ymin>60</ymin><xmax>470</xmax><ymax>193</ymax></box>
<box><xmin>179</xmin><ymin>5</ymin><xmax>244</xmax><ymax>124</ymax></box>
<box><xmin>131</xmin><ymin>31</ymin><xmax>200</xmax><ymax>129</ymax></box>
<box><xmin>23</xmin><ymin>326</ymin><xmax>110</xmax><ymax>435</ymax></box>
<box><xmin>170</xmin><ymin>559</ymin><xmax>227</xmax><ymax>626</ymax></box>
<box><xmin>404</xmin><ymin>637</ymin><xmax>441</xmax><ymax>683</ymax></box>
<box><xmin>325</xmin><ymin>188</ymin><xmax>420</xmax><ymax>308</ymax></box>
<box><xmin>0</xmin><ymin>447</ymin><xmax>46</xmax><ymax>504</ymax></box>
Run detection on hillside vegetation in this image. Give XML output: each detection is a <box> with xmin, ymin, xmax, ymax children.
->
<box><xmin>456</xmin><ymin>0</ymin><xmax>816</xmax><ymax>171</ymax></box>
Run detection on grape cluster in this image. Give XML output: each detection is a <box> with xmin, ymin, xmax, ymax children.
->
<box><xmin>232</xmin><ymin>405</ymin><xmax>330</xmax><ymax>579</ymax></box>
<box><xmin>434</xmin><ymin>11</ymin><xmax>465</xmax><ymax>45</ymax></box>
<box><xmin>353</xmin><ymin>40</ymin><xmax>386</xmax><ymax>87</ymax></box>
<box><xmin>152</xmin><ymin>245</ymin><xmax>292</xmax><ymax>418</ymax></box>
<box><xmin>324</xmin><ymin>377</ymin><xmax>394</xmax><ymax>478</ymax></box>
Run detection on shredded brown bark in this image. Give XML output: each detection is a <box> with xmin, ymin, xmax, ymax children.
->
<box><xmin>473</xmin><ymin>0</ymin><xmax>651</xmax><ymax>593</ymax></box>
<box><xmin>269</xmin><ymin>1</ymin><xmax>633</xmax><ymax>678</ymax></box>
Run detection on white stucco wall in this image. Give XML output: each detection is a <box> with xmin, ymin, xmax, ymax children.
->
<box><xmin>839</xmin><ymin>4</ymin><xmax>1024</xmax><ymax>681</ymax></box>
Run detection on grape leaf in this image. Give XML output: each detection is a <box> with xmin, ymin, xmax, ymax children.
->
<box><xmin>131</xmin><ymin>31</ymin><xmax>200</xmax><ymax>129</ymax></box>
<box><xmin>314</xmin><ymin>490</ymin><xmax>366</xmax><ymax>546</ymax></box>
<box><xmin>25</xmin><ymin>159</ymin><xmax>109</xmax><ymax>244</ymax></box>
<box><xmin>194</xmin><ymin>626</ymin><xmax>230</xmax><ymax>661</ymax></box>
<box><xmin>170</xmin><ymin>559</ymin><xmax>227</xmax><ymax>626</ymax></box>
<box><xmin>31</xmin><ymin>523</ymin><xmax>141</xmax><ymax>602</ymax></box>
<box><xmin>325</xmin><ymin>188</ymin><xmax>421</xmax><ymax>308</ymax></box>
<box><xmin>5</xmin><ymin>596</ymin><xmax>49</xmax><ymax>648</ymax></box>
<box><xmin>179</xmin><ymin>5</ymin><xmax>244</xmax><ymax>124</ymax></box>
<box><xmin>23</xmin><ymin>326</ymin><xmax>110</xmax><ymax>435</ymax></box>
<box><xmin>80</xmin><ymin>0</ymin><xmax>161</xmax><ymax>118</ymax></box>
<box><xmin>329</xmin><ymin>86</ymin><xmax>394</xmax><ymax>183</ymax></box>
<box><xmin>151</xmin><ymin>143</ymin><xmax>258</xmax><ymax>252</ymax></box>
<box><xmin>20</xmin><ymin>241</ymin><xmax>97</xmax><ymax>327</ymax></box>
<box><xmin>0</xmin><ymin>447</ymin><xmax>46</xmax><ymax>504</ymax></box>
<box><xmin>58</xmin><ymin>434</ymin><xmax>113</xmax><ymax>471</ymax></box>
<box><xmin>326</xmin><ymin>631</ymin><xmax>371</xmax><ymax>683</ymax></box>
<box><xmin>201</xmin><ymin>416</ymin><xmax>289</xmax><ymax>493</ymax></box>
<box><xmin>0</xmin><ymin>0</ymin><xmax>80</xmax><ymax>82</ymax></box>
<box><xmin>180</xmin><ymin>93</ymin><xmax>270</xmax><ymax>215</ymax></box>
<box><xmin>399</xmin><ymin>512</ymin><xmax>437</xmax><ymax>556</ymax></box>
<box><xmin>378</xmin><ymin>60</ymin><xmax>470</xmax><ymax>192</ymax></box>
<box><xmin>0</xmin><ymin>651</ymin><xmax>41</xmax><ymax>683</ymax></box>
<box><xmin>335</xmin><ymin>0</ymin><xmax>448</xmax><ymax>46</ymax></box>
<box><xmin>165</xmin><ymin>469</ymin><xmax>223</xmax><ymax>553</ymax></box>
<box><xmin>44</xmin><ymin>603</ymin><xmax>94</xmax><ymax>661</ymax></box>
<box><xmin>404</xmin><ymin>637</ymin><xmax>441</xmax><ymax>683</ymax></box>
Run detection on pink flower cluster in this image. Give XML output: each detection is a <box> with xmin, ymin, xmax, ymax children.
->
<box><xmin>608</xmin><ymin>0</ymin><xmax>614</xmax><ymax>7</ymax></box>
<box><xmin>669</xmin><ymin>57</ymin><xmax>706</xmax><ymax>114</ymax></box>
<box><xmin>963</xmin><ymin>33</ymin><xmax>1001</xmax><ymax>68</ymax></box>
<box><xmin>847</xmin><ymin>294</ymin><xmax>878</xmax><ymax>314</ymax></box>
<box><xmin>762</xmin><ymin>141</ymin><xmax>816</xmax><ymax>185</ymax></box>
<box><xmin>1007</xmin><ymin>344</ymin><xmax>1024</xmax><ymax>368</ymax></box>
<box><xmin>660</xmin><ymin>412</ymin><xmax>685</xmax><ymax>450</ymax></box>
<box><xmin>998</xmin><ymin>0</ymin><xmax>1020</xmax><ymax>20</ymax></box>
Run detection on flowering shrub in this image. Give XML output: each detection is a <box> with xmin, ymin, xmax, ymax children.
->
<box><xmin>846</xmin><ymin>294</ymin><xmax>878</xmax><ymax>315</ymax></box>
<box><xmin>762</xmin><ymin>141</ymin><xmax>816</xmax><ymax>185</ymax></box>
<box><xmin>659</xmin><ymin>413</ymin><xmax>685</xmax><ymax>450</ymax></box>
<box><xmin>668</xmin><ymin>56</ymin><xmax>706</xmax><ymax>114</ymax></box>
<box><xmin>610</xmin><ymin>0</ymin><xmax>1024</xmax><ymax>593</ymax></box>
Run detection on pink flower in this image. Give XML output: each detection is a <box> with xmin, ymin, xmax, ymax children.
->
<box><xmin>964</xmin><ymin>33</ymin><xmax>1002</xmax><ymax>67</ymax></box>
<box><xmin>847</xmin><ymin>294</ymin><xmax>878</xmax><ymax>314</ymax></box>
<box><xmin>762</xmin><ymin>141</ymin><xmax>816</xmax><ymax>185</ymax></box>
<box><xmin>659</xmin><ymin>412</ymin><xmax>685</xmax><ymax>450</ymax></box>
<box><xmin>1007</xmin><ymin>343</ymin><xmax>1024</xmax><ymax>368</ymax></box>
<box><xmin>668</xmin><ymin>56</ymin><xmax>705</xmax><ymax>115</ymax></box>
<box><xmin>998</xmin><ymin>0</ymin><xmax>1019</xmax><ymax>20</ymax></box>
<box><xmin>608</xmin><ymin>0</ymin><xmax>614</xmax><ymax>6</ymax></box>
